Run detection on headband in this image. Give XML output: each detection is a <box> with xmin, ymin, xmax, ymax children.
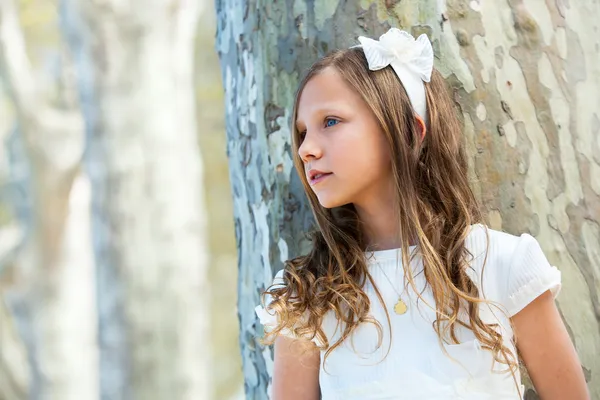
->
<box><xmin>351</xmin><ymin>28</ymin><xmax>434</xmax><ymax>122</ymax></box>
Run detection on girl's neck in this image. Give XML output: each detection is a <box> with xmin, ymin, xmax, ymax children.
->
<box><xmin>355</xmin><ymin>203</ymin><xmax>403</xmax><ymax>251</ymax></box>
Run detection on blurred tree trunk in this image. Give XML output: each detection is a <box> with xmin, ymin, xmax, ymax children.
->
<box><xmin>0</xmin><ymin>0</ymin><xmax>97</xmax><ymax>399</ymax></box>
<box><xmin>61</xmin><ymin>1</ymin><xmax>211</xmax><ymax>399</ymax></box>
<box><xmin>0</xmin><ymin>297</ymin><xmax>29</xmax><ymax>400</ymax></box>
<box><xmin>196</xmin><ymin>1</ymin><xmax>243</xmax><ymax>398</ymax></box>
<box><xmin>215</xmin><ymin>0</ymin><xmax>600</xmax><ymax>398</ymax></box>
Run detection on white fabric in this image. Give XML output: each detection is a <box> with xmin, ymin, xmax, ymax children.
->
<box><xmin>255</xmin><ymin>224</ymin><xmax>562</xmax><ymax>399</ymax></box>
<box><xmin>354</xmin><ymin>28</ymin><xmax>434</xmax><ymax>121</ymax></box>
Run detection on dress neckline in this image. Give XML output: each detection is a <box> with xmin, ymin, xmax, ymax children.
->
<box><xmin>365</xmin><ymin>245</ymin><xmax>418</xmax><ymax>264</ymax></box>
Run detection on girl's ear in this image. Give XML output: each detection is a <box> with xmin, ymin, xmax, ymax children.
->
<box><xmin>415</xmin><ymin>115</ymin><xmax>426</xmax><ymax>142</ymax></box>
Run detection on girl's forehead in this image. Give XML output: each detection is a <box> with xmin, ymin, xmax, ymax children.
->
<box><xmin>296</xmin><ymin>69</ymin><xmax>361</xmax><ymax>118</ymax></box>
<box><xmin>301</xmin><ymin>68</ymin><xmax>347</xmax><ymax>99</ymax></box>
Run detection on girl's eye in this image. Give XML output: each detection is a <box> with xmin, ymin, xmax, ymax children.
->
<box><xmin>325</xmin><ymin>118</ymin><xmax>339</xmax><ymax>128</ymax></box>
<box><xmin>298</xmin><ymin>130</ymin><xmax>307</xmax><ymax>141</ymax></box>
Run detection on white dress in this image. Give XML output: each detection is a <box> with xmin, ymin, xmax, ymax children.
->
<box><xmin>255</xmin><ymin>224</ymin><xmax>562</xmax><ymax>399</ymax></box>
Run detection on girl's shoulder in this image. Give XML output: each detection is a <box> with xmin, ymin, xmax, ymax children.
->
<box><xmin>465</xmin><ymin>223</ymin><xmax>562</xmax><ymax>317</ymax></box>
<box><xmin>465</xmin><ymin>223</ymin><xmax>522</xmax><ymax>265</ymax></box>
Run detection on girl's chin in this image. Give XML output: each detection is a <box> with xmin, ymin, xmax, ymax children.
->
<box><xmin>316</xmin><ymin>195</ymin><xmax>348</xmax><ymax>209</ymax></box>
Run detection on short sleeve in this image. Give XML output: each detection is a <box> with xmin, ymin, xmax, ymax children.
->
<box><xmin>255</xmin><ymin>269</ymin><xmax>316</xmax><ymax>342</ymax></box>
<box><xmin>501</xmin><ymin>233</ymin><xmax>562</xmax><ymax>317</ymax></box>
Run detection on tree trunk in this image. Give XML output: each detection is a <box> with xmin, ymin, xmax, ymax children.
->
<box><xmin>0</xmin><ymin>0</ymin><xmax>97</xmax><ymax>398</ymax></box>
<box><xmin>215</xmin><ymin>0</ymin><xmax>599</xmax><ymax>398</ymax></box>
<box><xmin>0</xmin><ymin>296</ymin><xmax>29</xmax><ymax>400</ymax></box>
<box><xmin>61</xmin><ymin>1</ymin><xmax>211</xmax><ymax>399</ymax></box>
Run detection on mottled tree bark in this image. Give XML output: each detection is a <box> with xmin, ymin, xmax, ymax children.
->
<box><xmin>0</xmin><ymin>0</ymin><xmax>96</xmax><ymax>398</ymax></box>
<box><xmin>216</xmin><ymin>0</ymin><xmax>599</xmax><ymax>398</ymax></box>
<box><xmin>61</xmin><ymin>1</ymin><xmax>211</xmax><ymax>399</ymax></box>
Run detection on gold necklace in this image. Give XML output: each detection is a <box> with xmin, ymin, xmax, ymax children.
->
<box><xmin>376</xmin><ymin>262</ymin><xmax>408</xmax><ymax>315</ymax></box>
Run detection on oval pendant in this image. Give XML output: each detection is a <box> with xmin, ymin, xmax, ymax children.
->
<box><xmin>394</xmin><ymin>299</ymin><xmax>407</xmax><ymax>315</ymax></box>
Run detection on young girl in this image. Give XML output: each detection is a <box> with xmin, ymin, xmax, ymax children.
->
<box><xmin>255</xmin><ymin>29</ymin><xmax>588</xmax><ymax>400</ymax></box>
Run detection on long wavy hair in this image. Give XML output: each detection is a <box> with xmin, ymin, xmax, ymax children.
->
<box><xmin>260</xmin><ymin>46</ymin><xmax>518</xmax><ymax>382</ymax></box>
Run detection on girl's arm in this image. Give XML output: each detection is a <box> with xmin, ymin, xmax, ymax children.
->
<box><xmin>511</xmin><ymin>289</ymin><xmax>589</xmax><ymax>399</ymax></box>
<box><xmin>271</xmin><ymin>336</ymin><xmax>321</xmax><ymax>400</ymax></box>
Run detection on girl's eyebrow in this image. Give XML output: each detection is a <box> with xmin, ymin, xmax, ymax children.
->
<box><xmin>295</xmin><ymin>105</ymin><xmax>347</xmax><ymax>129</ymax></box>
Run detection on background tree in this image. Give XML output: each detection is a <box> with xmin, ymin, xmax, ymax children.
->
<box><xmin>0</xmin><ymin>0</ymin><xmax>96</xmax><ymax>398</ymax></box>
<box><xmin>0</xmin><ymin>297</ymin><xmax>29</xmax><ymax>399</ymax></box>
<box><xmin>215</xmin><ymin>0</ymin><xmax>600</xmax><ymax>398</ymax></box>
<box><xmin>1</xmin><ymin>0</ymin><xmax>241</xmax><ymax>398</ymax></box>
<box><xmin>61</xmin><ymin>0</ymin><xmax>212</xmax><ymax>398</ymax></box>
<box><xmin>197</xmin><ymin>1</ymin><xmax>243</xmax><ymax>398</ymax></box>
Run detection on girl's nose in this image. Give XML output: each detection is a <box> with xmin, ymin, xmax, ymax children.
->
<box><xmin>298</xmin><ymin>131</ymin><xmax>323</xmax><ymax>163</ymax></box>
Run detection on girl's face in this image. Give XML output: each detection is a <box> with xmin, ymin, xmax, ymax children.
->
<box><xmin>296</xmin><ymin>67</ymin><xmax>393</xmax><ymax>210</ymax></box>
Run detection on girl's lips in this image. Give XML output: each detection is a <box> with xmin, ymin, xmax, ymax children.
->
<box><xmin>309</xmin><ymin>172</ymin><xmax>332</xmax><ymax>186</ymax></box>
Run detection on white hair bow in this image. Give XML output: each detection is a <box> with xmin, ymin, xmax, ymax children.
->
<box><xmin>354</xmin><ymin>28</ymin><xmax>434</xmax><ymax>121</ymax></box>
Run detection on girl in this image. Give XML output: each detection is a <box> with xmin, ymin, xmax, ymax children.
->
<box><xmin>255</xmin><ymin>29</ymin><xmax>588</xmax><ymax>399</ymax></box>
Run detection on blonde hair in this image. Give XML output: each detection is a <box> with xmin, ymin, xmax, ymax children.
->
<box><xmin>260</xmin><ymin>47</ymin><xmax>519</xmax><ymax>386</ymax></box>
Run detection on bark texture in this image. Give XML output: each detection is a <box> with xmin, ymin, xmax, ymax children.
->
<box><xmin>216</xmin><ymin>0</ymin><xmax>599</xmax><ymax>398</ymax></box>
<box><xmin>61</xmin><ymin>1</ymin><xmax>211</xmax><ymax>399</ymax></box>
